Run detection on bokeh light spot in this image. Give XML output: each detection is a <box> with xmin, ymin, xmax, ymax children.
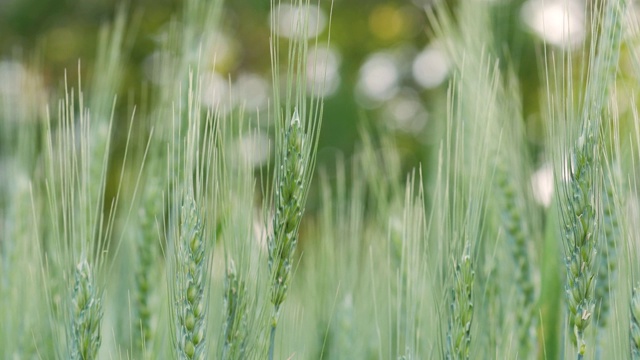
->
<box><xmin>531</xmin><ymin>163</ymin><xmax>554</xmax><ymax>207</ymax></box>
<box><xmin>369</xmin><ymin>5</ymin><xmax>406</xmax><ymax>41</ymax></box>
<box><xmin>306</xmin><ymin>45</ymin><xmax>341</xmax><ymax>98</ymax></box>
<box><xmin>356</xmin><ymin>52</ymin><xmax>399</xmax><ymax>105</ymax></box>
<box><xmin>233</xmin><ymin>73</ymin><xmax>269</xmax><ymax>111</ymax></box>
<box><xmin>412</xmin><ymin>44</ymin><xmax>451</xmax><ymax>89</ymax></box>
<box><xmin>521</xmin><ymin>0</ymin><xmax>585</xmax><ymax>49</ymax></box>
<box><xmin>270</xmin><ymin>4</ymin><xmax>327</xmax><ymax>39</ymax></box>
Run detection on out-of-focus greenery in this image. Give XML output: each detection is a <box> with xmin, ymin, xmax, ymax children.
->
<box><xmin>0</xmin><ymin>0</ymin><xmax>547</xmax><ymax>176</ymax></box>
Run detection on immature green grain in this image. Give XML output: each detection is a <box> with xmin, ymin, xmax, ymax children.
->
<box><xmin>495</xmin><ymin>165</ymin><xmax>535</xmax><ymax>354</ymax></box>
<box><xmin>222</xmin><ymin>258</ymin><xmax>248</xmax><ymax>360</ymax></box>
<box><xmin>173</xmin><ymin>195</ymin><xmax>207</xmax><ymax>360</ymax></box>
<box><xmin>69</xmin><ymin>259</ymin><xmax>103</xmax><ymax>360</ymax></box>
<box><xmin>560</xmin><ymin>1</ymin><xmax>626</xmax><ymax>357</ymax></box>
<box><xmin>134</xmin><ymin>174</ymin><xmax>162</xmax><ymax>355</ymax></box>
<box><xmin>561</xmin><ymin>132</ymin><xmax>599</xmax><ymax>359</ymax></box>
<box><xmin>446</xmin><ymin>251</ymin><xmax>474</xmax><ymax>360</ymax></box>
<box><xmin>631</xmin><ymin>284</ymin><xmax>640</xmax><ymax>359</ymax></box>
<box><xmin>268</xmin><ymin>109</ymin><xmax>306</xmax><ymax>360</ymax></box>
<box><xmin>595</xmin><ymin>170</ymin><xmax>620</xmax><ymax>330</ymax></box>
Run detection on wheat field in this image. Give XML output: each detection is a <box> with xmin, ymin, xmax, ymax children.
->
<box><xmin>1</xmin><ymin>0</ymin><xmax>640</xmax><ymax>359</ymax></box>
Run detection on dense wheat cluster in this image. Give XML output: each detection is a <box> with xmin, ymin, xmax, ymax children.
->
<box><xmin>2</xmin><ymin>0</ymin><xmax>640</xmax><ymax>359</ymax></box>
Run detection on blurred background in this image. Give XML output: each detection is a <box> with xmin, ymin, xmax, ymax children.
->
<box><xmin>1</xmin><ymin>0</ymin><xmax>637</xmax><ymax>193</ymax></box>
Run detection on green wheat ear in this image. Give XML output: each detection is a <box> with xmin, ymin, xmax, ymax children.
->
<box><xmin>269</xmin><ymin>109</ymin><xmax>305</xmax><ymax>311</ymax></box>
<box><xmin>173</xmin><ymin>195</ymin><xmax>207</xmax><ymax>360</ymax></box>
<box><xmin>595</xmin><ymin>168</ymin><xmax>620</xmax><ymax>331</ymax></box>
<box><xmin>222</xmin><ymin>258</ymin><xmax>248</xmax><ymax>360</ymax></box>
<box><xmin>558</xmin><ymin>0</ymin><xmax>627</xmax><ymax>357</ymax></box>
<box><xmin>134</xmin><ymin>172</ymin><xmax>163</xmax><ymax>356</ymax></box>
<box><xmin>268</xmin><ymin>109</ymin><xmax>307</xmax><ymax>360</ymax></box>
<box><xmin>562</xmin><ymin>139</ymin><xmax>599</xmax><ymax>357</ymax></box>
<box><xmin>70</xmin><ymin>259</ymin><xmax>103</xmax><ymax>360</ymax></box>
<box><xmin>446</xmin><ymin>250</ymin><xmax>474</xmax><ymax>360</ymax></box>
<box><xmin>494</xmin><ymin>162</ymin><xmax>536</xmax><ymax>354</ymax></box>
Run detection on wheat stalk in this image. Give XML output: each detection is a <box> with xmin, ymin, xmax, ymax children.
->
<box><xmin>559</xmin><ymin>1</ymin><xmax>626</xmax><ymax>358</ymax></box>
<box><xmin>265</xmin><ymin>0</ymin><xmax>325</xmax><ymax>354</ymax></box>
<box><xmin>268</xmin><ymin>109</ymin><xmax>306</xmax><ymax>359</ymax></box>
<box><xmin>165</xmin><ymin>59</ymin><xmax>219</xmax><ymax>359</ymax></box>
